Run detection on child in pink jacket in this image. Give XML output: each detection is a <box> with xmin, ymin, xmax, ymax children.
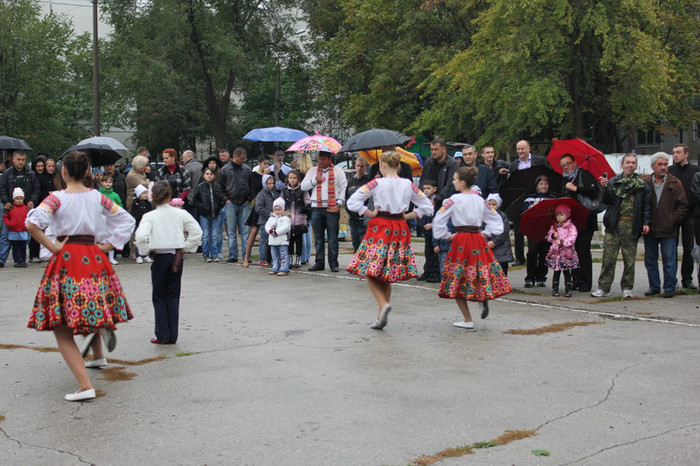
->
<box><xmin>545</xmin><ymin>204</ymin><xmax>579</xmax><ymax>297</ymax></box>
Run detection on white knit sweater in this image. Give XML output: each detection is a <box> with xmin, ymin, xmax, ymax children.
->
<box><xmin>135</xmin><ymin>204</ymin><xmax>202</xmax><ymax>254</ymax></box>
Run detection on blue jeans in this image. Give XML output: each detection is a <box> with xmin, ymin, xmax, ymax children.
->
<box><xmin>302</xmin><ymin>221</ymin><xmax>312</xmax><ymax>263</ymax></box>
<box><xmin>258</xmin><ymin>228</ymin><xmax>269</xmax><ymax>261</ymax></box>
<box><xmin>200</xmin><ymin>215</ymin><xmax>222</xmax><ymax>259</ymax></box>
<box><xmin>644</xmin><ymin>235</ymin><xmax>678</xmax><ymax>293</ymax></box>
<box><xmin>0</xmin><ymin>204</ymin><xmax>9</xmax><ymax>264</ymax></box>
<box><xmin>270</xmin><ymin>245</ymin><xmax>289</xmax><ymax>272</ymax></box>
<box><xmin>216</xmin><ymin>207</ymin><xmax>227</xmax><ymax>258</ymax></box>
<box><xmin>311</xmin><ymin>208</ymin><xmax>340</xmax><ymax>269</ymax></box>
<box><xmin>224</xmin><ymin>202</ymin><xmax>251</xmax><ymax>260</ymax></box>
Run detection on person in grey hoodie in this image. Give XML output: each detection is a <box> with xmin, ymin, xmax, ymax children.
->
<box><xmin>254</xmin><ymin>174</ymin><xmax>279</xmax><ymax>267</ymax></box>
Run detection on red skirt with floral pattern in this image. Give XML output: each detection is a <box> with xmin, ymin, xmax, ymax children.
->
<box><xmin>27</xmin><ymin>243</ymin><xmax>133</xmax><ymax>335</ymax></box>
<box><xmin>347</xmin><ymin>217</ymin><xmax>418</xmax><ymax>283</ymax></box>
<box><xmin>438</xmin><ymin>231</ymin><xmax>511</xmax><ymax>301</ymax></box>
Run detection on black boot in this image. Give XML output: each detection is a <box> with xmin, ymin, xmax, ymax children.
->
<box><xmin>565</xmin><ymin>281</ymin><xmax>573</xmax><ymax>298</ymax></box>
<box><xmin>552</xmin><ymin>280</ymin><xmax>560</xmax><ymax>297</ymax></box>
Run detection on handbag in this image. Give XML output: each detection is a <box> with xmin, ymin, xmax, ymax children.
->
<box><xmin>576</xmin><ymin>173</ymin><xmax>606</xmax><ymax>214</ymax></box>
<box><xmin>171</xmin><ymin>248</ymin><xmax>184</xmax><ymax>273</ymax></box>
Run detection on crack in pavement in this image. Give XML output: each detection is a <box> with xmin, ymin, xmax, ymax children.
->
<box><xmin>0</xmin><ymin>426</ymin><xmax>94</xmax><ymax>465</ymax></box>
<box><xmin>536</xmin><ymin>362</ymin><xmax>644</xmax><ymax>431</ymax></box>
<box><xmin>562</xmin><ymin>423</ymin><xmax>700</xmax><ymax>465</ymax></box>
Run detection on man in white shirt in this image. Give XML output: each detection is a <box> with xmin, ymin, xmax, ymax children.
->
<box><xmin>301</xmin><ymin>152</ymin><xmax>348</xmax><ymax>272</ymax></box>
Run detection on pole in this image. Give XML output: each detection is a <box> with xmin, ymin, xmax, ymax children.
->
<box><xmin>92</xmin><ymin>0</ymin><xmax>101</xmax><ymax>136</ymax></box>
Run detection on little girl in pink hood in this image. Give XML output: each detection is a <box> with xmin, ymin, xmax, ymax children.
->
<box><xmin>545</xmin><ymin>204</ymin><xmax>580</xmax><ymax>297</ymax></box>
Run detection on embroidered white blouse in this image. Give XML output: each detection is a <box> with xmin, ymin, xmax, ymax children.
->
<box><xmin>346</xmin><ymin>177</ymin><xmax>433</xmax><ymax>218</ymax></box>
<box><xmin>26</xmin><ymin>190</ymin><xmax>135</xmax><ymax>249</ymax></box>
<box><xmin>433</xmin><ymin>192</ymin><xmax>503</xmax><ymax>240</ymax></box>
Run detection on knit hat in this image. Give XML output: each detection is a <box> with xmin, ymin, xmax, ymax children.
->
<box><xmin>169</xmin><ymin>198</ymin><xmax>185</xmax><ymax>207</ymax></box>
<box><xmin>555</xmin><ymin>204</ymin><xmax>571</xmax><ymax>217</ymax></box>
<box><xmin>453</xmin><ymin>151</ymin><xmax>464</xmax><ymax>160</ymax></box>
<box><xmin>486</xmin><ymin>193</ymin><xmax>502</xmax><ymax>207</ymax></box>
<box><xmin>273</xmin><ymin>197</ymin><xmax>285</xmax><ymax>209</ymax></box>
<box><xmin>92</xmin><ymin>168</ymin><xmax>103</xmax><ymax>175</ymax></box>
<box><xmin>12</xmin><ymin>187</ymin><xmax>24</xmax><ymax>199</ymax></box>
<box><xmin>535</xmin><ymin>175</ymin><xmax>548</xmax><ymax>187</ymax></box>
<box><xmin>134</xmin><ymin>184</ymin><xmax>148</xmax><ymax>198</ymax></box>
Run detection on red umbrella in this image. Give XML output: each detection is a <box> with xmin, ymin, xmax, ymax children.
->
<box><xmin>547</xmin><ymin>139</ymin><xmax>615</xmax><ymax>181</ymax></box>
<box><xmin>519</xmin><ymin>198</ymin><xmax>589</xmax><ymax>243</ymax></box>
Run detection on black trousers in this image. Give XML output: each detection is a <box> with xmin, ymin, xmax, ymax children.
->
<box><xmin>513</xmin><ymin>220</ymin><xmax>526</xmax><ymax>263</ymax></box>
<box><xmin>525</xmin><ymin>241</ymin><xmax>550</xmax><ymax>282</ymax></box>
<box><xmin>423</xmin><ymin>229</ymin><xmax>440</xmax><ymax>279</ymax></box>
<box><xmin>151</xmin><ymin>253</ymin><xmax>183</xmax><ymax>343</ymax></box>
<box><xmin>29</xmin><ymin>238</ymin><xmax>40</xmax><ymax>260</ymax></box>
<box><xmin>679</xmin><ymin>215</ymin><xmax>695</xmax><ymax>283</ymax></box>
<box><xmin>572</xmin><ymin>228</ymin><xmax>594</xmax><ymax>291</ymax></box>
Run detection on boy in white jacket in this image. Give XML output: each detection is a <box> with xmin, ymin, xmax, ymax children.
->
<box><xmin>265</xmin><ymin>197</ymin><xmax>292</xmax><ymax>276</ymax></box>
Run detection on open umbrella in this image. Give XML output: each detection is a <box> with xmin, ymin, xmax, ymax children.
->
<box><xmin>500</xmin><ymin>166</ymin><xmax>564</xmax><ymax>212</ymax></box>
<box><xmin>547</xmin><ymin>139</ymin><xmax>615</xmax><ymax>180</ymax></box>
<box><xmin>519</xmin><ymin>198</ymin><xmax>589</xmax><ymax>243</ymax></box>
<box><xmin>286</xmin><ymin>134</ymin><xmax>342</xmax><ymax>154</ymax></box>
<box><xmin>358</xmin><ymin>147</ymin><xmax>424</xmax><ymax>176</ymax></box>
<box><xmin>242</xmin><ymin>126</ymin><xmax>308</xmax><ymax>142</ymax></box>
<box><xmin>62</xmin><ymin>136</ymin><xmax>128</xmax><ymax>166</ymax></box>
<box><xmin>0</xmin><ymin>135</ymin><xmax>33</xmax><ymax>152</ymax></box>
<box><xmin>340</xmin><ymin>128</ymin><xmax>412</xmax><ymax>152</ymax></box>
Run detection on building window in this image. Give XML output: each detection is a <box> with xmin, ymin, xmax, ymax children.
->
<box><xmin>637</xmin><ymin>128</ymin><xmax>662</xmax><ymax>146</ymax></box>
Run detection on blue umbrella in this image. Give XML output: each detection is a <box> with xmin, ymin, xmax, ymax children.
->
<box><xmin>242</xmin><ymin>126</ymin><xmax>308</xmax><ymax>142</ymax></box>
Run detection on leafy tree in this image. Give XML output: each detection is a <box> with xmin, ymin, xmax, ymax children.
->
<box><xmin>415</xmin><ymin>0</ymin><xmax>700</xmax><ymax>152</ymax></box>
<box><xmin>0</xmin><ymin>0</ymin><xmax>96</xmax><ymax>156</ymax></box>
<box><xmin>102</xmin><ymin>0</ymin><xmax>314</xmax><ymax>152</ymax></box>
<box><xmin>306</xmin><ymin>0</ymin><xmax>482</xmax><ymax>137</ymax></box>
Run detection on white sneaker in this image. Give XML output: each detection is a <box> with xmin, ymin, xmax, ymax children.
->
<box><xmin>144</xmin><ymin>256</ymin><xmax>153</xmax><ymax>263</ymax></box>
<box><xmin>85</xmin><ymin>358</ymin><xmax>107</xmax><ymax>368</ymax></box>
<box><xmin>109</xmin><ymin>258</ymin><xmax>119</xmax><ymax>265</ymax></box>
<box><xmin>453</xmin><ymin>321</ymin><xmax>475</xmax><ymax>329</ymax></box>
<box><xmin>136</xmin><ymin>256</ymin><xmax>144</xmax><ymax>264</ymax></box>
<box><xmin>590</xmin><ymin>289</ymin><xmax>610</xmax><ymax>297</ymax></box>
<box><xmin>622</xmin><ymin>290</ymin><xmax>633</xmax><ymax>298</ymax></box>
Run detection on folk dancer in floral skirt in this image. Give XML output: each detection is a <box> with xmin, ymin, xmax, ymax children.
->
<box><xmin>347</xmin><ymin>151</ymin><xmax>433</xmax><ymax>329</ymax></box>
<box><xmin>26</xmin><ymin>151</ymin><xmax>135</xmax><ymax>401</ymax></box>
<box><xmin>433</xmin><ymin>167</ymin><xmax>512</xmax><ymax>329</ymax></box>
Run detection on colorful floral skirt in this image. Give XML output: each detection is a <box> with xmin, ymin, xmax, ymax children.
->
<box><xmin>347</xmin><ymin>217</ymin><xmax>418</xmax><ymax>282</ymax></box>
<box><xmin>27</xmin><ymin>243</ymin><xmax>133</xmax><ymax>335</ymax></box>
<box><xmin>438</xmin><ymin>231</ymin><xmax>512</xmax><ymax>301</ymax></box>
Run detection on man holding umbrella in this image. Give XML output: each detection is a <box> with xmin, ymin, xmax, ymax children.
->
<box><xmin>591</xmin><ymin>154</ymin><xmax>651</xmax><ymax>298</ymax></box>
<box><xmin>301</xmin><ymin>151</ymin><xmax>347</xmax><ymax>272</ymax></box>
<box><xmin>0</xmin><ymin>151</ymin><xmax>39</xmax><ymax>266</ymax></box>
<box><xmin>560</xmin><ymin>153</ymin><xmax>600</xmax><ymax>292</ymax></box>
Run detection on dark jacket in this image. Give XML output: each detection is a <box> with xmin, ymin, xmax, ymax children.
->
<box><xmin>484</xmin><ymin>159</ymin><xmax>510</xmax><ymax>189</ymax></box>
<box><xmin>220</xmin><ymin>160</ymin><xmax>253</xmax><ymax>204</ymax></box>
<box><xmin>193</xmin><ymin>181</ymin><xmax>227</xmax><ymax>219</ymax></box>
<box><xmin>130</xmin><ymin>198</ymin><xmax>154</xmax><ymax>227</ymax></box>
<box><xmin>643</xmin><ymin>174</ymin><xmax>689</xmax><ymax>238</ymax></box>
<box><xmin>668</xmin><ymin>162</ymin><xmax>699</xmax><ymax>211</ymax></box>
<box><xmin>466</xmin><ymin>163</ymin><xmax>498</xmax><ymax>199</ymax></box>
<box><xmin>281</xmin><ymin>184</ymin><xmax>311</xmax><ymax>231</ymax></box>
<box><xmin>420</xmin><ymin>156</ymin><xmax>460</xmax><ymax>206</ymax></box>
<box><xmin>109</xmin><ymin>171</ymin><xmax>127</xmax><ymax>206</ymax></box>
<box><xmin>486</xmin><ymin>210</ymin><xmax>514</xmax><ymax>263</ymax></box>
<box><xmin>255</xmin><ymin>183</ymin><xmax>279</xmax><ymax>227</ymax></box>
<box><xmin>691</xmin><ymin>171</ymin><xmax>700</xmax><ymax>217</ymax></box>
<box><xmin>0</xmin><ymin>167</ymin><xmax>39</xmax><ymax>206</ymax></box>
<box><xmin>509</xmin><ymin>154</ymin><xmax>548</xmax><ymax>172</ymax></box>
<box><xmin>601</xmin><ymin>174</ymin><xmax>651</xmax><ymax>237</ymax></box>
<box><xmin>369</xmin><ymin>161</ymin><xmax>412</xmax><ymax>180</ymax></box>
<box><xmin>564</xmin><ymin>168</ymin><xmax>600</xmax><ymax>231</ymax></box>
<box><xmin>345</xmin><ymin>173</ymin><xmax>372</xmax><ymax>219</ymax></box>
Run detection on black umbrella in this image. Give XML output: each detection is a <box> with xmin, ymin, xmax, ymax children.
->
<box><xmin>61</xmin><ymin>143</ymin><xmax>124</xmax><ymax>166</ymax></box>
<box><xmin>500</xmin><ymin>166</ymin><xmax>564</xmax><ymax>214</ymax></box>
<box><xmin>340</xmin><ymin>129</ymin><xmax>412</xmax><ymax>152</ymax></box>
<box><xmin>0</xmin><ymin>135</ymin><xmax>33</xmax><ymax>152</ymax></box>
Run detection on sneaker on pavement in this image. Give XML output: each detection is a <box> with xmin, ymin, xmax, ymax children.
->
<box><xmin>622</xmin><ymin>289</ymin><xmax>633</xmax><ymax>298</ymax></box>
<box><xmin>453</xmin><ymin>321</ymin><xmax>475</xmax><ymax>329</ymax></box>
<box><xmin>109</xmin><ymin>259</ymin><xmax>119</xmax><ymax>265</ymax></box>
<box><xmin>136</xmin><ymin>256</ymin><xmax>144</xmax><ymax>264</ymax></box>
<box><xmin>590</xmin><ymin>289</ymin><xmax>610</xmax><ymax>297</ymax></box>
<box><xmin>144</xmin><ymin>256</ymin><xmax>153</xmax><ymax>263</ymax></box>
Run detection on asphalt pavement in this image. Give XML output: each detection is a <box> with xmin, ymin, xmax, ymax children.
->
<box><xmin>1</xmin><ymin>247</ymin><xmax>698</xmax><ymax>465</ymax></box>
